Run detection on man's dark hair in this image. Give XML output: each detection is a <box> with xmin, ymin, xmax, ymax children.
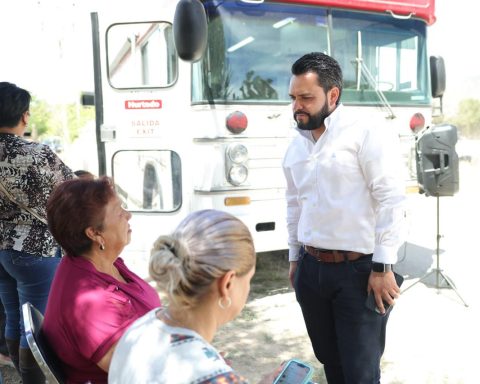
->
<box><xmin>0</xmin><ymin>82</ymin><xmax>31</xmax><ymax>128</ymax></box>
<box><xmin>291</xmin><ymin>52</ymin><xmax>343</xmax><ymax>104</ymax></box>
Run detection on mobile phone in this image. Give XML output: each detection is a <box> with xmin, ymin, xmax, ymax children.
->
<box><xmin>273</xmin><ymin>359</ymin><xmax>314</xmax><ymax>384</ymax></box>
<box><xmin>365</xmin><ymin>272</ymin><xmax>404</xmax><ymax>316</ymax></box>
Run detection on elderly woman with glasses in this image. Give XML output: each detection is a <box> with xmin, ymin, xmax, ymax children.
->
<box><xmin>43</xmin><ymin>177</ymin><xmax>161</xmax><ymax>384</ymax></box>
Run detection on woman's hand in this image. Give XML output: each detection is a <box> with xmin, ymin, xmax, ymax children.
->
<box><xmin>257</xmin><ymin>363</ymin><xmax>285</xmax><ymax>384</ymax></box>
<box><xmin>219</xmin><ymin>351</ymin><xmax>232</xmax><ymax>367</ymax></box>
<box><xmin>96</xmin><ymin>342</ymin><xmax>118</xmax><ymax>372</ymax></box>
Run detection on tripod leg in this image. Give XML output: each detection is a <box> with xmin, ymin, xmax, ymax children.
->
<box><xmin>401</xmin><ymin>270</ymin><xmax>436</xmax><ymax>293</ymax></box>
<box><xmin>437</xmin><ymin>270</ymin><xmax>469</xmax><ymax>307</ymax></box>
<box><xmin>401</xmin><ymin>197</ymin><xmax>468</xmax><ymax>307</ymax></box>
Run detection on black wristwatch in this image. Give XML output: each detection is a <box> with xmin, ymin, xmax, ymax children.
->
<box><xmin>371</xmin><ymin>262</ymin><xmax>392</xmax><ymax>273</ymax></box>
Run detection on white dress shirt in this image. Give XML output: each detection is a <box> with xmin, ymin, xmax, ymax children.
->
<box><xmin>283</xmin><ymin>104</ymin><xmax>406</xmax><ymax>264</ymax></box>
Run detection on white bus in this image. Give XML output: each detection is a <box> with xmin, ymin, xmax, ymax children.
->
<box><xmin>85</xmin><ymin>0</ymin><xmax>444</xmax><ymax>275</ymax></box>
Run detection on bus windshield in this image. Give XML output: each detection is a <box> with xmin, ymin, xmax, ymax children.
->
<box><xmin>192</xmin><ymin>1</ymin><xmax>430</xmax><ymax>106</ymax></box>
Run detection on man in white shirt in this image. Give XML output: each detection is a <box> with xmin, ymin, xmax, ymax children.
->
<box><xmin>283</xmin><ymin>52</ymin><xmax>405</xmax><ymax>383</ymax></box>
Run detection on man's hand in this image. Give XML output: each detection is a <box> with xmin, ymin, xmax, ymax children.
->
<box><xmin>367</xmin><ymin>271</ymin><xmax>400</xmax><ymax>315</ymax></box>
<box><xmin>288</xmin><ymin>261</ymin><xmax>297</xmax><ymax>288</ymax></box>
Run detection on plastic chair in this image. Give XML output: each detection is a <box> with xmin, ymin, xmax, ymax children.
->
<box><xmin>22</xmin><ymin>302</ymin><xmax>66</xmax><ymax>384</ymax></box>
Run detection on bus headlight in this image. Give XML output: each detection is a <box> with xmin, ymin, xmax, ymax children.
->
<box><xmin>227</xmin><ymin>144</ymin><xmax>248</xmax><ymax>164</ymax></box>
<box><xmin>227</xmin><ymin>165</ymin><xmax>248</xmax><ymax>186</ymax></box>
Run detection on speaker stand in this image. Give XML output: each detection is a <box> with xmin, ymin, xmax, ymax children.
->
<box><xmin>403</xmin><ymin>196</ymin><xmax>468</xmax><ymax>307</ymax></box>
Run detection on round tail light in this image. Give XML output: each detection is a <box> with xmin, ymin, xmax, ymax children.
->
<box><xmin>226</xmin><ymin>111</ymin><xmax>248</xmax><ymax>134</ymax></box>
<box><xmin>410</xmin><ymin>113</ymin><xmax>425</xmax><ymax>133</ymax></box>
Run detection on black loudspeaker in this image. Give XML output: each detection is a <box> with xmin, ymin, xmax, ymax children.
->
<box><xmin>416</xmin><ymin>124</ymin><xmax>459</xmax><ymax>196</ymax></box>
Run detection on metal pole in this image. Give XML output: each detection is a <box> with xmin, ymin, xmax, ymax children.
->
<box><xmin>436</xmin><ymin>195</ymin><xmax>440</xmax><ymax>287</ymax></box>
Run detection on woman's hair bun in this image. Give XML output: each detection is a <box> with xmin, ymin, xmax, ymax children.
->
<box><xmin>149</xmin><ymin>235</ymin><xmax>182</xmax><ymax>283</ymax></box>
<box><xmin>148</xmin><ymin>210</ymin><xmax>255</xmax><ymax>309</ymax></box>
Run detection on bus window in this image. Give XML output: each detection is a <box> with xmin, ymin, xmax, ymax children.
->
<box><xmin>191</xmin><ymin>2</ymin><xmax>429</xmax><ymax>107</ymax></box>
<box><xmin>106</xmin><ymin>22</ymin><xmax>178</xmax><ymax>89</ymax></box>
<box><xmin>330</xmin><ymin>10</ymin><xmax>429</xmax><ymax>105</ymax></box>
<box><xmin>112</xmin><ymin>150</ymin><xmax>182</xmax><ymax>212</ymax></box>
<box><xmin>192</xmin><ymin>2</ymin><xmax>329</xmax><ymax>104</ymax></box>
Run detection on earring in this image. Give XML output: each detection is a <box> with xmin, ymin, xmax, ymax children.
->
<box><xmin>99</xmin><ymin>243</ymin><xmax>105</xmax><ymax>251</ymax></box>
<box><xmin>218</xmin><ymin>297</ymin><xmax>232</xmax><ymax>309</ymax></box>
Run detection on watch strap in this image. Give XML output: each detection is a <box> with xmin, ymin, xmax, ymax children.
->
<box><xmin>372</xmin><ymin>262</ymin><xmax>392</xmax><ymax>273</ymax></box>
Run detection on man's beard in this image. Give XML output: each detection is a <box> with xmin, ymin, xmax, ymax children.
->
<box><xmin>294</xmin><ymin>102</ymin><xmax>331</xmax><ymax>131</ymax></box>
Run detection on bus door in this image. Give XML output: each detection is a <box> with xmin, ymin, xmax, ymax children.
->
<box><xmin>92</xmin><ymin>11</ymin><xmax>190</xmax><ymax>277</ymax></box>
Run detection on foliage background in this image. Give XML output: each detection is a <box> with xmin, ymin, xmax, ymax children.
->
<box><xmin>432</xmin><ymin>98</ymin><xmax>480</xmax><ymax>139</ymax></box>
<box><xmin>28</xmin><ymin>95</ymin><xmax>94</xmax><ymax>142</ymax></box>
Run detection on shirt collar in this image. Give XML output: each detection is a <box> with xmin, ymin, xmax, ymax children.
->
<box><xmin>294</xmin><ymin>103</ymin><xmax>344</xmax><ymax>143</ymax></box>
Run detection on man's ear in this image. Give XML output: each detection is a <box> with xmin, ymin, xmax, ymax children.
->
<box><xmin>328</xmin><ymin>87</ymin><xmax>340</xmax><ymax>108</ymax></box>
<box><xmin>217</xmin><ymin>270</ymin><xmax>236</xmax><ymax>297</ymax></box>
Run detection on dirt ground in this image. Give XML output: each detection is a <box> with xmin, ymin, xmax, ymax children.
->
<box><xmin>0</xmin><ymin>360</ymin><xmax>19</xmax><ymax>383</ymax></box>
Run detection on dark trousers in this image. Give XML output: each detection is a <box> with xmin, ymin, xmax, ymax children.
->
<box><xmin>294</xmin><ymin>249</ymin><xmax>389</xmax><ymax>384</ymax></box>
<box><xmin>0</xmin><ymin>300</ymin><xmax>7</xmax><ymax>356</ymax></box>
<box><xmin>0</xmin><ymin>249</ymin><xmax>60</xmax><ymax>347</ymax></box>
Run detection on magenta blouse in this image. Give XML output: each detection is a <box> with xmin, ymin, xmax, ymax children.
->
<box><xmin>43</xmin><ymin>255</ymin><xmax>161</xmax><ymax>384</ymax></box>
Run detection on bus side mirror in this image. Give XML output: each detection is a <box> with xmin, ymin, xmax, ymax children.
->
<box><xmin>430</xmin><ymin>55</ymin><xmax>446</xmax><ymax>98</ymax></box>
<box><xmin>173</xmin><ymin>0</ymin><xmax>207</xmax><ymax>62</ymax></box>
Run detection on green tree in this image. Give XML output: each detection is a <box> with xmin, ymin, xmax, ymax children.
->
<box><xmin>29</xmin><ymin>96</ymin><xmax>53</xmax><ymax>139</ymax></box>
<box><xmin>28</xmin><ymin>94</ymin><xmax>95</xmax><ymax>144</ymax></box>
<box><xmin>66</xmin><ymin>103</ymin><xmax>95</xmax><ymax>142</ymax></box>
<box><xmin>449</xmin><ymin>98</ymin><xmax>480</xmax><ymax>138</ymax></box>
<box><xmin>51</xmin><ymin>103</ymin><xmax>95</xmax><ymax>143</ymax></box>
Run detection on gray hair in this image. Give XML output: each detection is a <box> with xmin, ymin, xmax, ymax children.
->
<box><xmin>149</xmin><ymin>209</ymin><xmax>255</xmax><ymax>309</ymax></box>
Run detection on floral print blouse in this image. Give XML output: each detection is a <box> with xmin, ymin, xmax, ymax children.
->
<box><xmin>0</xmin><ymin>133</ymin><xmax>74</xmax><ymax>256</ymax></box>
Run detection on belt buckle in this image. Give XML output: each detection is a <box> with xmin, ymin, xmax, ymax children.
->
<box><xmin>332</xmin><ymin>250</ymin><xmax>345</xmax><ymax>263</ymax></box>
<box><xmin>305</xmin><ymin>246</ymin><xmax>319</xmax><ymax>260</ymax></box>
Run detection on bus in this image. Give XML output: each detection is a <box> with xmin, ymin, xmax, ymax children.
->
<box><xmin>85</xmin><ymin>0</ymin><xmax>444</xmax><ymax>275</ymax></box>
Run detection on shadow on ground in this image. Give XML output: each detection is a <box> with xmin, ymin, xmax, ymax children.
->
<box><xmin>395</xmin><ymin>241</ymin><xmax>435</xmax><ymax>280</ymax></box>
<box><xmin>250</xmin><ymin>250</ymin><xmax>293</xmax><ymax>300</ymax></box>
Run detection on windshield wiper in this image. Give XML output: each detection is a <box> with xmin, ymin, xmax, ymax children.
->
<box><xmin>354</xmin><ymin>31</ymin><xmax>396</xmax><ymax>120</ymax></box>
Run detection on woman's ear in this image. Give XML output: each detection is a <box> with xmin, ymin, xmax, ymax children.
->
<box><xmin>217</xmin><ymin>270</ymin><xmax>236</xmax><ymax>297</ymax></box>
<box><xmin>21</xmin><ymin>111</ymin><xmax>30</xmax><ymax>127</ymax></box>
<box><xmin>85</xmin><ymin>226</ymin><xmax>102</xmax><ymax>245</ymax></box>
